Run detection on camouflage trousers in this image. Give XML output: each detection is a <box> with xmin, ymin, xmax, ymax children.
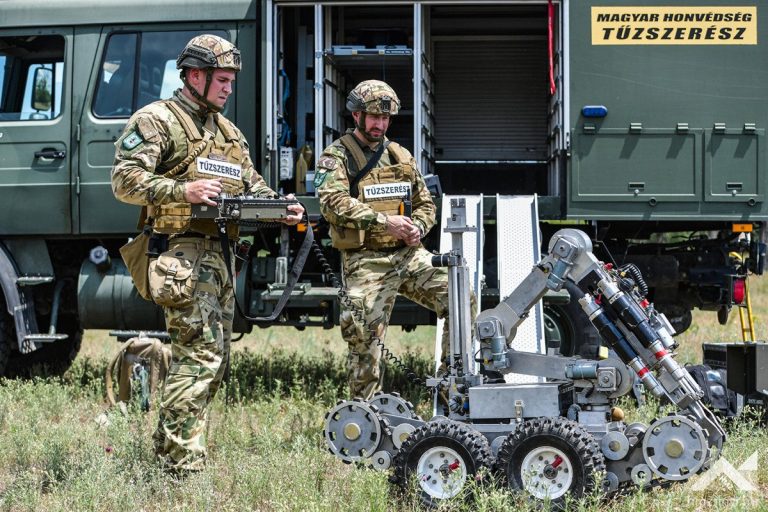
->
<box><xmin>340</xmin><ymin>245</ymin><xmax>457</xmax><ymax>400</ymax></box>
<box><xmin>151</xmin><ymin>238</ymin><xmax>234</xmax><ymax>472</ymax></box>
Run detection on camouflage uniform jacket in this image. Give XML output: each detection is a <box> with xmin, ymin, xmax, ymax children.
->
<box><xmin>316</xmin><ymin>131</ymin><xmax>437</xmax><ymax>238</ymax></box>
<box><xmin>111</xmin><ymin>89</ymin><xmax>276</xmax><ymax>210</ymax></box>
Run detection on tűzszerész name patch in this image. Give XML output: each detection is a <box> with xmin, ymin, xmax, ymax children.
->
<box><xmin>196</xmin><ymin>157</ymin><xmax>242</xmax><ymax>180</ymax></box>
<box><xmin>362</xmin><ymin>182</ymin><xmax>411</xmax><ymax>200</ymax></box>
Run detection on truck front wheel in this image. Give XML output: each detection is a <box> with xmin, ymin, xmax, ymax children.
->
<box><xmin>0</xmin><ymin>303</ymin><xmax>10</xmax><ymax>376</ymax></box>
<box><xmin>544</xmin><ymin>281</ymin><xmax>603</xmax><ymax>359</ymax></box>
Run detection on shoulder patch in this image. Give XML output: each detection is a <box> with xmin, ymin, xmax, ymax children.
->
<box><xmin>326</xmin><ymin>144</ymin><xmax>347</xmax><ymax>159</ymax></box>
<box><xmin>317</xmin><ymin>155</ymin><xmax>339</xmax><ymax>171</ymax></box>
<box><xmin>136</xmin><ymin>117</ymin><xmax>159</xmax><ymax>142</ymax></box>
<box><xmin>313</xmin><ymin>170</ymin><xmax>329</xmax><ymax>188</ymax></box>
<box><xmin>122</xmin><ymin>131</ymin><xmax>144</xmax><ymax>150</ymax></box>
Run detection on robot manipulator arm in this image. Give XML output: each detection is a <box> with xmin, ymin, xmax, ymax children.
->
<box><xmin>475</xmin><ymin>229</ymin><xmax>603</xmax><ymax>360</ymax></box>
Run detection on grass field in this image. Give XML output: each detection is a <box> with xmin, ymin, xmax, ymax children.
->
<box><xmin>1</xmin><ymin>278</ymin><xmax>767</xmax><ymax>511</ymax></box>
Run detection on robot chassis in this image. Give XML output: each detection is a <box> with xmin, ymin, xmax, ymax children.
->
<box><xmin>323</xmin><ymin>199</ymin><xmax>726</xmax><ymax>506</ymax></box>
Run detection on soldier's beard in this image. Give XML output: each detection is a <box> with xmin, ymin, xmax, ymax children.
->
<box><xmin>356</xmin><ymin>116</ymin><xmax>387</xmax><ymax>142</ymax></box>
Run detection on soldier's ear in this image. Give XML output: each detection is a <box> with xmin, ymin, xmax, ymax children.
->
<box><xmin>186</xmin><ymin>68</ymin><xmax>200</xmax><ymax>87</ymax></box>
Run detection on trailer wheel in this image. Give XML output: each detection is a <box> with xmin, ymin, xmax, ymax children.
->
<box><xmin>496</xmin><ymin>417</ymin><xmax>606</xmax><ymax>507</ymax></box>
<box><xmin>545</xmin><ymin>281</ymin><xmax>603</xmax><ymax>359</ymax></box>
<box><xmin>392</xmin><ymin>421</ymin><xmax>493</xmax><ymax>508</ymax></box>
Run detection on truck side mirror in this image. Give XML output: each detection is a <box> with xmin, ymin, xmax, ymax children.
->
<box><xmin>32</xmin><ymin>67</ymin><xmax>53</xmax><ymax>112</ymax></box>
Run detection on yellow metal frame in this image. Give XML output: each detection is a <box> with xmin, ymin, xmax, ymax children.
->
<box><xmin>738</xmin><ymin>278</ymin><xmax>756</xmax><ymax>342</ymax></box>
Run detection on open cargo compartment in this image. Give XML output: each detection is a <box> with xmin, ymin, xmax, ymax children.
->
<box><xmin>429</xmin><ymin>4</ymin><xmax>552</xmax><ymax>196</ymax></box>
<box><xmin>268</xmin><ymin>1</ymin><xmax>565</xmax><ymax>200</ymax></box>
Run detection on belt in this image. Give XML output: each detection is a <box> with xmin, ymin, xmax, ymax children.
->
<box><xmin>174</xmin><ymin>231</ymin><xmax>215</xmax><ymax>240</ymax></box>
<box><xmin>170</xmin><ymin>234</ymin><xmax>223</xmax><ymax>252</ymax></box>
<box><xmin>348</xmin><ymin>244</ymin><xmax>405</xmax><ymax>254</ymax></box>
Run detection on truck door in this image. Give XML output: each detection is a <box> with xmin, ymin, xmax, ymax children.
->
<box><xmin>0</xmin><ymin>29</ymin><xmax>73</xmax><ymax>235</ymax></box>
<box><xmin>78</xmin><ymin>28</ymin><xmax>234</xmax><ymax>234</ymax></box>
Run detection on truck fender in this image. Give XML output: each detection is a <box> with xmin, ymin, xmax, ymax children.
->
<box><xmin>0</xmin><ymin>242</ymin><xmax>41</xmax><ymax>354</ymax></box>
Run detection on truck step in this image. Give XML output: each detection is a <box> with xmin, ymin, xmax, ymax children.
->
<box><xmin>23</xmin><ymin>333</ymin><xmax>69</xmax><ymax>343</ymax></box>
<box><xmin>16</xmin><ymin>275</ymin><xmax>54</xmax><ymax>286</ymax></box>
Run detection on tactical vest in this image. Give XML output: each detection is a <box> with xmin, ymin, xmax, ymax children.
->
<box><xmin>330</xmin><ymin>134</ymin><xmax>415</xmax><ymax>250</ymax></box>
<box><xmin>152</xmin><ymin>100</ymin><xmax>245</xmax><ymax>237</ymax></box>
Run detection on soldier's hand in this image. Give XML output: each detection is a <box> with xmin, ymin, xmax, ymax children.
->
<box><xmin>403</xmin><ymin>228</ymin><xmax>421</xmax><ymax>247</ymax></box>
<box><xmin>282</xmin><ymin>193</ymin><xmax>304</xmax><ymax>226</ymax></box>
<box><xmin>386</xmin><ymin>215</ymin><xmax>419</xmax><ymax>242</ymax></box>
<box><xmin>184</xmin><ymin>179</ymin><xmax>222</xmax><ymax>206</ymax></box>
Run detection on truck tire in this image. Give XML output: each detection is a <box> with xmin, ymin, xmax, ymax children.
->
<box><xmin>0</xmin><ymin>303</ymin><xmax>10</xmax><ymax>377</ymax></box>
<box><xmin>544</xmin><ymin>281</ymin><xmax>603</xmax><ymax>359</ymax></box>
<box><xmin>8</xmin><ymin>315</ymin><xmax>82</xmax><ymax>377</ymax></box>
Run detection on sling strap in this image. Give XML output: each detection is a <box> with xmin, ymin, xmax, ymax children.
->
<box><xmin>215</xmin><ymin>206</ymin><xmax>314</xmax><ymax>322</ymax></box>
<box><xmin>339</xmin><ymin>134</ymin><xmax>390</xmax><ymax>198</ymax></box>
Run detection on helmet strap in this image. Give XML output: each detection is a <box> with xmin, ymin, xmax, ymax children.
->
<box><xmin>180</xmin><ymin>68</ymin><xmax>222</xmax><ymax>113</ymax></box>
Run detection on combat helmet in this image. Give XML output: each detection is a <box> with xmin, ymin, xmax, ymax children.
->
<box><xmin>346</xmin><ymin>80</ymin><xmax>400</xmax><ymax>116</ymax></box>
<box><xmin>177</xmin><ymin>34</ymin><xmax>241</xmax><ymax>112</ymax></box>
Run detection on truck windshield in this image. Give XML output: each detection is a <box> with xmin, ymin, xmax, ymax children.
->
<box><xmin>0</xmin><ymin>35</ymin><xmax>64</xmax><ymax>122</ymax></box>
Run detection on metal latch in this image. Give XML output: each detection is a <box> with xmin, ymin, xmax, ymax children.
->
<box><xmin>514</xmin><ymin>399</ymin><xmax>524</xmax><ymax>421</ymax></box>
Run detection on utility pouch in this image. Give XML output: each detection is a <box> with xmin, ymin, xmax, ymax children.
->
<box><xmin>147</xmin><ymin>243</ymin><xmax>203</xmax><ymax>308</ymax></box>
<box><xmin>330</xmin><ymin>224</ymin><xmax>366</xmax><ymax>250</ymax></box>
<box><xmin>119</xmin><ymin>231</ymin><xmax>152</xmax><ymax>301</ymax></box>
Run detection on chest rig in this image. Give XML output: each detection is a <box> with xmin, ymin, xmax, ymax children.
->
<box><xmin>331</xmin><ymin>134</ymin><xmax>415</xmax><ymax>250</ymax></box>
<box><xmin>152</xmin><ymin>100</ymin><xmax>245</xmax><ymax>237</ymax></box>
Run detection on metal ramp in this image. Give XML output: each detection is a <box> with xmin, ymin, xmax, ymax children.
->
<box><xmin>434</xmin><ymin>194</ymin><xmax>543</xmax><ymax>384</ymax></box>
<box><xmin>496</xmin><ymin>195</ymin><xmax>544</xmax><ymax>383</ymax></box>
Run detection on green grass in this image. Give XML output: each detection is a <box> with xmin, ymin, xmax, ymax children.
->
<box><xmin>2</xmin><ymin>278</ymin><xmax>768</xmax><ymax>511</ymax></box>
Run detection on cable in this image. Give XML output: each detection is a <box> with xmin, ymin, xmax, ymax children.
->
<box><xmin>619</xmin><ymin>263</ymin><xmax>649</xmax><ymax>298</ymax></box>
<box><xmin>311</xmin><ymin>239</ymin><xmax>426</xmax><ymax>389</ymax></box>
<box><xmin>278</xmin><ymin>69</ymin><xmax>292</xmax><ymax>147</ymax></box>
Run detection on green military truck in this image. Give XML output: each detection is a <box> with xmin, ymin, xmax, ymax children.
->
<box><xmin>1</xmin><ymin>0</ymin><xmax>765</xmax><ymax>375</ymax></box>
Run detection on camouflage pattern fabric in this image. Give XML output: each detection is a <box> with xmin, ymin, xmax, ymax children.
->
<box><xmin>347</xmin><ymin>79</ymin><xmax>401</xmax><ymax>115</ymax></box>
<box><xmin>318</xmin><ymin>131</ymin><xmax>455</xmax><ymax>398</ymax></box>
<box><xmin>341</xmin><ymin>245</ymin><xmax>475</xmax><ymax>399</ymax></box>
<box><xmin>177</xmin><ymin>34</ymin><xmax>241</xmax><ymax>71</ymax></box>
<box><xmin>341</xmin><ymin>246</ymin><xmax>446</xmax><ymax>399</ymax></box>
<box><xmin>152</xmin><ymin>239</ymin><xmax>234</xmax><ymax>472</ymax></box>
<box><xmin>112</xmin><ymin>90</ymin><xmax>276</xmax><ymax>209</ymax></box>
<box><xmin>316</xmin><ymin>133</ymin><xmax>436</xmax><ymax>239</ymax></box>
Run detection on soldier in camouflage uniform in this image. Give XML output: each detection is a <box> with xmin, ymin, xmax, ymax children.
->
<box><xmin>316</xmin><ymin>80</ymin><xmax>467</xmax><ymax>400</ymax></box>
<box><xmin>111</xmin><ymin>35</ymin><xmax>303</xmax><ymax>473</ymax></box>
